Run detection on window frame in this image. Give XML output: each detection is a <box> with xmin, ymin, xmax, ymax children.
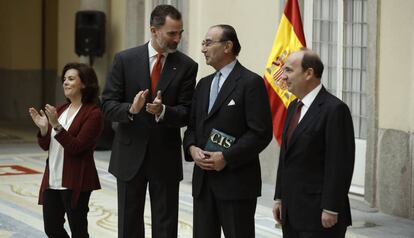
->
<box><xmin>301</xmin><ymin>0</ymin><xmax>370</xmax><ymax>195</ymax></box>
<box><xmin>304</xmin><ymin>0</ymin><xmax>369</xmax><ymax>140</ymax></box>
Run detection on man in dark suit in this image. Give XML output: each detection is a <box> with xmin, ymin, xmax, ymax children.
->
<box><xmin>183</xmin><ymin>24</ymin><xmax>273</xmax><ymax>238</ymax></box>
<box><xmin>101</xmin><ymin>5</ymin><xmax>197</xmax><ymax>238</ymax></box>
<box><xmin>273</xmin><ymin>48</ymin><xmax>355</xmax><ymax>238</ymax></box>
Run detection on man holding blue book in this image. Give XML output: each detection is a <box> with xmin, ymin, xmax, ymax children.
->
<box><xmin>183</xmin><ymin>24</ymin><xmax>273</xmax><ymax>238</ymax></box>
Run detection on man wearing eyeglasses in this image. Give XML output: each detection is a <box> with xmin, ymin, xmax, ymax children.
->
<box><xmin>183</xmin><ymin>24</ymin><xmax>273</xmax><ymax>238</ymax></box>
<box><xmin>102</xmin><ymin>5</ymin><xmax>198</xmax><ymax>238</ymax></box>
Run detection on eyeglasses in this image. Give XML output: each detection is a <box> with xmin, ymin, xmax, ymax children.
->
<box><xmin>201</xmin><ymin>39</ymin><xmax>227</xmax><ymax>47</ymax></box>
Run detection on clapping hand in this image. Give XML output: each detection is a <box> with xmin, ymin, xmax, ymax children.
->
<box><xmin>130</xmin><ymin>89</ymin><xmax>149</xmax><ymax>114</ymax></box>
<box><xmin>28</xmin><ymin>107</ymin><xmax>49</xmax><ymax>136</ymax></box>
<box><xmin>146</xmin><ymin>91</ymin><xmax>163</xmax><ymax>116</ymax></box>
<box><xmin>44</xmin><ymin>104</ymin><xmax>59</xmax><ymax>128</ymax></box>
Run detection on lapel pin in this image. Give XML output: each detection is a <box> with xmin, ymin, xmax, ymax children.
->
<box><xmin>173</xmin><ymin>67</ymin><xmax>177</xmax><ymax>70</ymax></box>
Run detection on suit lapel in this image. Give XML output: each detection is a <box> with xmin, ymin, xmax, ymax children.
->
<box><xmin>200</xmin><ymin>75</ymin><xmax>215</xmax><ymax>121</ymax></box>
<box><xmin>287</xmin><ymin>87</ymin><xmax>327</xmax><ymax>148</ymax></box>
<box><xmin>156</xmin><ymin>52</ymin><xmax>178</xmax><ymax>95</ymax></box>
<box><xmin>205</xmin><ymin>63</ymin><xmax>240</xmax><ymax>120</ymax></box>
<box><xmin>67</xmin><ymin>104</ymin><xmax>88</xmax><ymax>134</ymax></box>
<box><xmin>282</xmin><ymin>99</ymin><xmax>298</xmax><ymax>150</ymax></box>
<box><xmin>133</xmin><ymin>44</ymin><xmax>151</xmax><ymax>92</ymax></box>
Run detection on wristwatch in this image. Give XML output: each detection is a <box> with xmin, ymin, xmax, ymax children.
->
<box><xmin>53</xmin><ymin>124</ymin><xmax>63</xmax><ymax>133</ymax></box>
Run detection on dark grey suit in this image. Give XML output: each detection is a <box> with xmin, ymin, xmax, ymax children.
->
<box><xmin>183</xmin><ymin>61</ymin><xmax>272</xmax><ymax>238</ymax></box>
<box><xmin>275</xmin><ymin>87</ymin><xmax>355</xmax><ymax>237</ymax></box>
<box><xmin>102</xmin><ymin>43</ymin><xmax>197</xmax><ymax>238</ymax></box>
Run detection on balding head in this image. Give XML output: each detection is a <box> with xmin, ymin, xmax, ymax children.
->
<box><xmin>300</xmin><ymin>48</ymin><xmax>324</xmax><ymax>79</ymax></box>
<box><xmin>282</xmin><ymin>48</ymin><xmax>324</xmax><ymax>99</ymax></box>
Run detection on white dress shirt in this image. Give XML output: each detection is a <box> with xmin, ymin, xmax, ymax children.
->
<box><xmin>298</xmin><ymin>83</ymin><xmax>322</xmax><ymax>122</ymax></box>
<box><xmin>209</xmin><ymin>59</ymin><xmax>237</xmax><ymax>93</ymax></box>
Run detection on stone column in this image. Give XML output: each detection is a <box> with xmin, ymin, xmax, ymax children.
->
<box><xmin>364</xmin><ymin>0</ymin><xmax>379</xmax><ymax>207</ymax></box>
<box><xmin>125</xmin><ymin>0</ymin><xmax>146</xmax><ymax>49</ymax></box>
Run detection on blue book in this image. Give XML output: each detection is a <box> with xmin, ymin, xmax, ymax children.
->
<box><xmin>204</xmin><ymin>128</ymin><xmax>236</xmax><ymax>152</ymax></box>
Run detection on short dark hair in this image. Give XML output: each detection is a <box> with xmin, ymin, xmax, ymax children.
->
<box><xmin>300</xmin><ymin>48</ymin><xmax>324</xmax><ymax>79</ymax></box>
<box><xmin>150</xmin><ymin>4</ymin><xmax>182</xmax><ymax>28</ymax></box>
<box><xmin>214</xmin><ymin>24</ymin><xmax>241</xmax><ymax>56</ymax></box>
<box><xmin>61</xmin><ymin>63</ymin><xmax>99</xmax><ymax>104</ymax></box>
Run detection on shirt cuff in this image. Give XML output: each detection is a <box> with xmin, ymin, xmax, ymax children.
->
<box><xmin>274</xmin><ymin>199</ymin><xmax>282</xmax><ymax>204</ymax></box>
<box><xmin>323</xmin><ymin>209</ymin><xmax>338</xmax><ymax>215</ymax></box>
<box><xmin>127</xmin><ymin>104</ymin><xmax>134</xmax><ymax>121</ymax></box>
<box><xmin>155</xmin><ymin>104</ymin><xmax>166</xmax><ymax>122</ymax></box>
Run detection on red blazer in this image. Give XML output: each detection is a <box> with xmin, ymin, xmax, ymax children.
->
<box><xmin>37</xmin><ymin>103</ymin><xmax>103</xmax><ymax>208</ymax></box>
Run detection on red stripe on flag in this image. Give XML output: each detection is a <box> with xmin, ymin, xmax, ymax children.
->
<box><xmin>264</xmin><ymin>77</ymin><xmax>287</xmax><ymax>145</ymax></box>
<box><xmin>263</xmin><ymin>0</ymin><xmax>305</xmax><ymax>146</ymax></box>
<box><xmin>283</xmin><ymin>0</ymin><xmax>306</xmax><ymax>47</ymax></box>
<box><xmin>274</xmin><ymin>67</ymin><xmax>284</xmax><ymax>81</ymax></box>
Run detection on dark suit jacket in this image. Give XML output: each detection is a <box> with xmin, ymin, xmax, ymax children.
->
<box><xmin>275</xmin><ymin>87</ymin><xmax>355</xmax><ymax>231</ymax></box>
<box><xmin>37</xmin><ymin>103</ymin><xmax>103</xmax><ymax>208</ymax></box>
<box><xmin>102</xmin><ymin>43</ymin><xmax>198</xmax><ymax>182</ymax></box>
<box><xmin>183</xmin><ymin>61</ymin><xmax>272</xmax><ymax>200</ymax></box>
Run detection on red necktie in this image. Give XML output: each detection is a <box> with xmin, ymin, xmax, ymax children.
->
<box><xmin>151</xmin><ymin>53</ymin><xmax>163</xmax><ymax>96</ymax></box>
<box><xmin>286</xmin><ymin>101</ymin><xmax>304</xmax><ymax>144</ymax></box>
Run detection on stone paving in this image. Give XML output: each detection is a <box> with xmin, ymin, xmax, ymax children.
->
<box><xmin>0</xmin><ymin>144</ymin><xmax>280</xmax><ymax>238</ymax></box>
<box><xmin>0</xmin><ymin>142</ymin><xmax>413</xmax><ymax>238</ymax></box>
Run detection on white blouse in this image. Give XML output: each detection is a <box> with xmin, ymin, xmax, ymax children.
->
<box><xmin>48</xmin><ymin>104</ymin><xmax>82</xmax><ymax>189</ymax></box>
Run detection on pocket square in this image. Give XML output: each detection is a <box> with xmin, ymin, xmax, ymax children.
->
<box><xmin>228</xmin><ymin>99</ymin><xmax>236</xmax><ymax>106</ymax></box>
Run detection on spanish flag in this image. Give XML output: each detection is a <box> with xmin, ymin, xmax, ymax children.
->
<box><xmin>263</xmin><ymin>0</ymin><xmax>306</xmax><ymax>145</ymax></box>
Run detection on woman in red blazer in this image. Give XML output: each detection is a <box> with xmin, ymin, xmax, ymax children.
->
<box><xmin>29</xmin><ymin>62</ymin><xmax>103</xmax><ymax>238</ymax></box>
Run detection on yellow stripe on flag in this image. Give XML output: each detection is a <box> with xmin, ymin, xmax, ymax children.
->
<box><xmin>264</xmin><ymin>15</ymin><xmax>304</xmax><ymax>107</ymax></box>
<box><xmin>262</xmin><ymin>0</ymin><xmax>306</xmax><ymax>145</ymax></box>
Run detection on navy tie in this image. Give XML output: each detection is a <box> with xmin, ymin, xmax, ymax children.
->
<box><xmin>208</xmin><ymin>72</ymin><xmax>222</xmax><ymax>113</ymax></box>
